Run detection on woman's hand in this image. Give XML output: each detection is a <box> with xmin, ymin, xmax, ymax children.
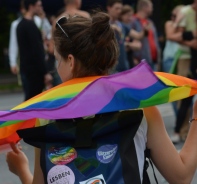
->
<box><xmin>6</xmin><ymin>143</ymin><xmax>29</xmax><ymax>176</ymax></box>
<box><xmin>6</xmin><ymin>143</ymin><xmax>33</xmax><ymax>184</ymax></box>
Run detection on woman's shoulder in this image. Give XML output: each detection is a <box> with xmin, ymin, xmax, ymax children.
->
<box><xmin>143</xmin><ymin>106</ymin><xmax>163</xmax><ymax>125</ymax></box>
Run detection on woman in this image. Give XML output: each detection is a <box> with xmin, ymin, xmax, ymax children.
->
<box><xmin>164</xmin><ymin>8</ymin><xmax>197</xmax><ymax>144</ymax></box>
<box><xmin>6</xmin><ymin>12</ymin><xmax>197</xmax><ymax>184</ymax></box>
<box><xmin>162</xmin><ymin>5</ymin><xmax>184</xmax><ymax>73</ymax></box>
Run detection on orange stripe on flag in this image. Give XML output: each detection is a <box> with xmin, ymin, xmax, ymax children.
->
<box><xmin>0</xmin><ymin>119</ymin><xmax>36</xmax><ymax>139</ymax></box>
<box><xmin>155</xmin><ymin>72</ymin><xmax>197</xmax><ymax>87</ymax></box>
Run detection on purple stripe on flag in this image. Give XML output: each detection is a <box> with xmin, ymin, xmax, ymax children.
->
<box><xmin>0</xmin><ymin>62</ymin><xmax>158</xmax><ymax>120</ymax></box>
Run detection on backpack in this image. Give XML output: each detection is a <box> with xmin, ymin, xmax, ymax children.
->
<box><xmin>18</xmin><ymin>110</ymin><xmax>157</xmax><ymax>184</ymax></box>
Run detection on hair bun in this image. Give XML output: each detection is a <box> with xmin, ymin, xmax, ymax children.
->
<box><xmin>91</xmin><ymin>12</ymin><xmax>114</xmax><ymax>47</ymax></box>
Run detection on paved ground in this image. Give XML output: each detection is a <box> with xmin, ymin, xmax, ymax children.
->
<box><xmin>0</xmin><ymin>92</ymin><xmax>197</xmax><ymax>183</ymax></box>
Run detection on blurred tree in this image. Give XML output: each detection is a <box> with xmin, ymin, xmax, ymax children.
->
<box><xmin>0</xmin><ymin>6</ymin><xmax>16</xmax><ymax>72</ymax></box>
<box><xmin>162</xmin><ymin>0</ymin><xmax>193</xmax><ymax>23</ymax></box>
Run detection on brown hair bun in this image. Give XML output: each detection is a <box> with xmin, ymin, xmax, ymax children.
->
<box><xmin>91</xmin><ymin>12</ymin><xmax>113</xmax><ymax>47</ymax></box>
<box><xmin>54</xmin><ymin>11</ymin><xmax>119</xmax><ymax>77</ymax></box>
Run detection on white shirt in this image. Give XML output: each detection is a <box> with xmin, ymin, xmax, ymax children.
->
<box><xmin>134</xmin><ymin>116</ymin><xmax>148</xmax><ymax>182</ymax></box>
<box><xmin>8</xmin><ymin>17</ymin><xmax>21</xmax><ymax>67</ymax></box>
<box><xmin>8</xmin><ymin>16</ymin><xmax>52</xmax><ymax>67</ymax></box>
<box><xmin>34</xmin><ymin>16</ymin><xmax>52</xmax><ymax>39</ymax></box>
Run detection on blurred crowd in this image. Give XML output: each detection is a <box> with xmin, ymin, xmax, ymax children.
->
<box><xmin>7</xmin><ymin>0</ymin><xmax>197</xmax><ymax>143</ymax></box>
<box><xmin>108</xmin><ymin>0</ymin><xmax>160</xmax><ymax>72</ymax></box>
<box><xmin>162</xmin><ymin>1</ymin><xmax>197</xmax><ymax>144</ymax></box>
<box><xmin>8</xmin><ymin>0</ymin><xmax>161</xmax><ymax>100</ymax></box>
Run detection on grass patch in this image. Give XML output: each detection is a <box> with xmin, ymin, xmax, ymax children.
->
<box><xmin>0</xmin><ymin>83</ymin><xmax>22</xmax><ymax>92</ymax></box>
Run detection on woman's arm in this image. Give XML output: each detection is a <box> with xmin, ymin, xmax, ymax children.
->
<box><xmin>125</xmin><ymin>39</ymin><xmax>142</xmax><ymax>51</ymax></box>
<box><xmin>145</xmin><ymin>104</ymin><xmax>197</xmax><ymax>184</ymax></box>
<box><xmin>6</xmin><ymin>144</ymin><xmax>44</xmax><ymax>184</ymax></box>
<box><xmin>6</xmin><ymin>143</ymin><xmax>33</xmax><ymax>184</ymax></box>
<box><xmin>165</xmin><ymin>19</ymin><xmax>197</xmax><ymax>49</ymax></box>
<box><xmin>165</xmin><ymin>21</ymin><xmax>182</xmax><ymax>42</ymax></box>
<box><xmin>183</xmin><ymin>40</ymin><xmax>197</xmax><ymax>49</ymax></box>
<box><xmin>182</xmin><ymin>31</ymin><xmax>197</xmax><ymax>49</ymax></box>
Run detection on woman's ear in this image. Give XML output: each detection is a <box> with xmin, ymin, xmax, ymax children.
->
<box><xmin>67</xmin><ymin>54</ymin><xmax>75</xmax><ymax>72</ymax></box>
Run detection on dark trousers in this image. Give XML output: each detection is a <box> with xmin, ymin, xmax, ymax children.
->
<box><xmin>21</xmin><ymin>72</ymin><xmax>45</xmax><ymax>101</ymax></box>
<box><xmin>174</xmin><ymin>96</ymin><xmax>193</xmax><ymax>133</ymax></box>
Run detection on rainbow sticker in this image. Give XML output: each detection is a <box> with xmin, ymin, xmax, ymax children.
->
<box><xmin>74</xmin><ymin>157</ymin><xmax>99</xmax><ymax>177</ymax></box>
<box><xmin>48</xmin><ymin>146</ymin><xmax>77</xmax><ymax>165</ymax></box>
<box><xmin>79</xmin><ymin>174</ymin><xmax>106</xmax><ymax>184</ymax></box>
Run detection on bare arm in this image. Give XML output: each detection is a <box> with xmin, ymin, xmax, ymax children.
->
<box><xmin>7</xmin><ymin>146</ymin><xmax>45</xmax><ymax>184</ymax></box>
<box><xmin>166</xmin><ymin>9</ymin><xmax>185</xmax><ymax>42</ymax></box>
<box><xmin>165</xmin><ymin>21</ymin><xmax>182</xmax><ymax>42</ymax></box>
<box><xmin>166</xmin><ymin>22</ymin><xmax>197</xmax><ymax>48</ymax></box>
<box><xmin>125</xmin><ymin>39</ymin><xmax>142</xmax><ymax>51</ymax></box>
<box><xmin>183</xmin><ymin>39</ymin><xmax>197</xmax><ymax>49</ymax></box>
<box><xmin>129</xmin><ymin>29</ymin><xmax>144</xmax><ymax>40</ymax></box>
<box><xmin>145</xmin><ymin>103</ymin><xmax>197</xmax><ymax>184</ymax></box>
<box><xmin>6</xmin><ymin>143</ymin><xmax>33</xmax><ymax>184</ymax></box>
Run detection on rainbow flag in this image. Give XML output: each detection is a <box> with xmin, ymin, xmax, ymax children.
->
<box><xmin>0</xmin><ymin>61</ymin><xmax>197</xmax><ymax>146</ymax></box>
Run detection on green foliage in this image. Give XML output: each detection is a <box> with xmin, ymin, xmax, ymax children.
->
<box><xmin>162</xmin><ymin>0</ymin><xmax>193</xmax><ymax>22</ymax></box>
<box><xmin>0</xmin><ymin>6</ymin><xmax>17</xmax><ymax>72</ymax></box>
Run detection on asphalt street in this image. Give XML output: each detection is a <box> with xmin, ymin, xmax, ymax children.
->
<box><xmin>0</xmin><ymin>92</ymin><xmax>197</xmax><ymax>184</ymax></box>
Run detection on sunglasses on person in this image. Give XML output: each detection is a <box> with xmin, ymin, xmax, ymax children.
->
<box><xmin>56</xmin><ymin>15</ymin><xmax>78</xmax><ymax>41</ymax></box>
<box><xmin>56</xmin><ymin>16</ymin><xmax>70</xmax><ymax>39</ymax></box>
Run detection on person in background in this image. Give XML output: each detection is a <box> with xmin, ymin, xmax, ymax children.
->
<box><xmin>132</xmin><ymin>0</ymin><xmax>160</xmax><ymax>71</ymax></box>
<box><xmin>107</xmin><ymin>0</ymin><xmax>145</xmax><ymax>72</ymax></box>
<box><xmin>42</xmin><ymin>13</ymin><xmax>64</xmax><ymax>88</ymax></box>
<box><xmin>45</xmin><ymin>0</ymin><xmax>90</xmax><ymax>86</ymax></box>
<box><xmin>60</xmin><ymin>0</ymin><xmax>90</xmax><ymax>19</ymax></box>
<box><xmin>167</xmin><ymin>0</ymin><xmax>197</xmax><ymax>144</ymax></box>
<box><xmin>120</xmin><ymin>5</ymin><xmax>142</xmax><ymax>68</ymax></box>
<box><xmin>9</xmin><ymin>4</ymin><xmax>26</xmax><ymax>76</ymax></box>
<box><xmin>9</xmin><ymin>0</ymin><xmax>52</xmax><ymax>88</ymax></box>
<box><xmin>173</xmin><ymin>1</ymin><xmax>197</xmax><ymax>78</ymax></box>
<box><xmin>17</xmin><ymin>0</ymin><xmax>52</xmax><ymax>101</ymax></box>
<box><xmin>162</xmin><ymin>5</ymin><xmax>184</xmax><ymax>73</ymax></box>
<box><xmin>162</xmin><ymin>5</ymin><xmax>184</xmax><ymax>130</ymax></box>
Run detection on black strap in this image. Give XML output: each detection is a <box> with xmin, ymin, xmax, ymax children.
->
<box><xmin>144</xmin><ymin>149</ymin><xmax>159</xmax><ymax>184</ymax></box>
<box><xmin>74</xmin><ymin>118</ymin><xmax>93</xmax><ymax>148</ymax></box>
<box><xmin>149</xmin><ymin>159</ymin><xmax>159</xmax><ymax>184</ymax></box>
<box><xmin>119</xmin><ymin>110</ymin><xmax>143</xmax><ymax>184</ymax></box>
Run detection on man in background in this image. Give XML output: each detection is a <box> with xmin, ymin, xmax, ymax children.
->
<box><xmin>107</xmin><ymin>0</ymin><xmax>131</xmax><ymax>72</ymax></box>
<box><xmin>17</xmin><ymin>0</ymin><xmax>52</xmax><ymax>101</ymax></box>
<box><xmin>61</xmin><ymin>0</ymin><xmax>90</xmax><ymax>18</ymax></box>
<box><xmin>9</xmin><ymin>1</ymin><xmax>51</xmax><ymax>84</ymax></box>
<box><xmin>132</xmin><ymin>0</ymin><xmax>160</xmax><ymax>70</ymax></box>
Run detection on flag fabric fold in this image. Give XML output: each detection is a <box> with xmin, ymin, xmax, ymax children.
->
<box><xmin>0</xmin><ymin>61</ymin><xmax>197</xmax><ymax>146</ymax></box>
